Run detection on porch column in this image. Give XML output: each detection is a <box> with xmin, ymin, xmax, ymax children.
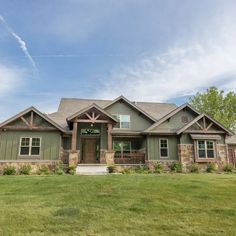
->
<box><xmin>107</xmin><ymin>123</ymin><xmax>113</xmax><ymax>151</ymax></box>
<box><xmin>71</xmin><ymin>121</ymin><xmax>78</xmax><ymax>151</ymax></box>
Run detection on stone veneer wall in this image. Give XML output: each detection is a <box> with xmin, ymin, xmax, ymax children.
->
<box><xmin>216</xmin><ymin>144</ymin><xmax>227</xmax><ymax>169</ymax></box>
<box><xmin>0</xmin><ymin>161</ymin><xmax>59</xmax><ymax>174</ymax></box>
<box><xmin>178</xmin><ymin>144</ymin><xmax>195</xmax><ymax>171</ymax></box>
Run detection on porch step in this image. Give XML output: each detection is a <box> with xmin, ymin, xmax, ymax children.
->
<box><xmin>76</xmin><ymin>164</ymin><xmax>108</xmax><ymax>175</ymax></box>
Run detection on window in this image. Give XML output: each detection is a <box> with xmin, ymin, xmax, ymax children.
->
<box><xmin>81</xmin><ymin>129</ymin><xmax>100</xmax><ymax>136</ymax></box>
<box><xmin>113</xmin><ymin>141</ymin><xmax>131</xmax><ymax>156</ymax></box>
<box><xmin>113</xmin><ymin>115</ymin><xmax>130</xmax><ymax>129</ymax></box>
<box><xmin>160</xmin><ymin>139</ymin><xmax>168</xmax><ymax>158</ymax></box>
<box><xmin>197</xmin><ymin>140</ymin><xmax>215</xmax><ymax>159</ymax></box>
<box><xmin>19</xmin><ymin>137</ymin><xmax>41</xmax><ymax>156</ymax></box>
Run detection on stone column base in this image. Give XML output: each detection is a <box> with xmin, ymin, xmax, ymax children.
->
<box><xmin>105</xmin><ymin>151</ymin><xmax>115</xmax><ymax>165</ymax></box>
<box><xmin>69</xmin><ymin>151</ymin><xmax>79</xmax><ymax>167</ymax></box>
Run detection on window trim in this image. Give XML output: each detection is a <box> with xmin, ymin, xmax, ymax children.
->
<box><xmin>18</xmin><ymin>137</ymin><xmax>41</xmax><ymax>157</ymax></box>
<box><xmin>196</xmin><ymin>140</ymin><xmax>216</xmax><ymax>160</ymax></box>
<box><xmin>112</xmin><ymin>114</ymin><xmax>131</xmax><ymax>129</ymax></box>
<box><xmin>159</xmin><ymin>138</ymin><xmax>169</xmax><ymax>159</ymax></box>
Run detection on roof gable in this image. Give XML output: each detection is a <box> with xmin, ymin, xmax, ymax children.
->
<box><xmin>177</xmin><ymin>113</ymin><xmax>234</xmax><ymax>135</ymax></box>
<box><xmin>67</xmin><ymin>103</ymin><xmax>118</xmax><ymax>123</ymax></box>
<box><xmin>0</xmin><ymin>107</ymin><xmax>65</xmax><ymax>132</ymax></box>
<box><xmin>144</xmin><ymin>103</ymin><xmax>200</xmax><ymax>132</ymax></box>
<box><xmin>103</xmin><ymin>95</ymin><xmax>157</xmax><ymax>122</ymax></box>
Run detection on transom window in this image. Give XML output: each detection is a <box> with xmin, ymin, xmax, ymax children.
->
<box><xmin>197</xmin><ymin>140</ymin><xmax>215</xmax><ymax>158</ymax></box>
<box><xmin>19</xmin><ymin>137</ymin><xmax>41</xmax><ymax>156</ymax></box>
<box><xmin>113</xmin><ymin>115</ymin><xmax>130</xmax><ymax>129</ymax></box>
<box><xmin>160</xmin><ymin>139</ymin><xmax>168</xmax><ymax>158</ymax></box>
<box><xmin>113</xmin><ymin>141</ymin><xmax>131</xmax><ymax>154</ymax></box>
<box><xmin>81</xmin><ymin>129</ymin><xmax>100</xmax><ymax>136</ymax></box>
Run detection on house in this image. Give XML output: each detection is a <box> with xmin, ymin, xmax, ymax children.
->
<box><xmin>0</xmin><ymin>95</ymin><xmax>234</xmax><ymax>172</ymax></box>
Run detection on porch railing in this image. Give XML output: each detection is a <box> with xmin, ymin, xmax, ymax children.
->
<box><xmin>114</xmin><ymin>150</ymin><xmax>146</xmax><ymax>164</ymax></box>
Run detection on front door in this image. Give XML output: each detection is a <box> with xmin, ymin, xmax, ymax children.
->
<box><xmin>82</xmin><ymin>139</ymin><xmax>98</xmax><ymax>163</ymax></box>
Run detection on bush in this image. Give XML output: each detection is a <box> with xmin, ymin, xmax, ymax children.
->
<box><xmin>67</xmin><ymin>166</ymin><xmax>76</xmax><ymax>175</ymax></box>
<box><xmin>153</xmin><ymin>162</ymin><xmax>164</xmax><ymax>174</ymax></box>
<box><xmin>190</xmin><ymin>164</ymin><xmax>199</xmax><ymax>173</ymax></box>
<box><xmin>223</xmin><ymin>164</ymin><xmax>234</xmax><ymax>173</ymax></box>
<box><xmin>169</xmin><ymin>162</ymin><xmax>182</xmax><ymax>173</ymax></box>
<box><xmin>121</xmin><ymin>167</ymin><xmax>135</xmax><ymax>174</ymax></box>
<box><xmin>206</xmin><ymin>163</ymin><xmax>216</xmax><ymax>173</ymax></box>
<box><xmin>55</xmin><ymin>168</ymin><xmax>64</xmax><ymax>175</ymax></box>
<box><xmin>38</xmin><ymin>165</ymin><xmax>51</xmax><ymax>175</ymax></box>
<box><xmin>3</xmin><ymin>165</ymin><xmax>16</xmax><ymax>175</ymax></box>
<box><xmin>135</xmin><ymin>165</ymin><xmax>150</xmax><ymax>174</ymax></box>
<box><xmin>107</xmin><ymin>165</ymin><xmax>117</xmax><ymax>173</ymax></box>
<box><xmin>19</xmin><ymin>164</ymin><xmax>31</xmax><ymax>175</ymax></box>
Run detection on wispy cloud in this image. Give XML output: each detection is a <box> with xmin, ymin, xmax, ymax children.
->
<box><xmin>0</xmin><ymin>15</ymin><xmax>38</xmax><ymax>72</ymax></box>
<box><xmin>0</xmin><ymin>64</ymin><xmax>27</xmax><ymax>96</ymax></box>
<box><xmin>98</xmin><ymin>20</ymin><xmax>236</xmax><ymax>102</ymax></box>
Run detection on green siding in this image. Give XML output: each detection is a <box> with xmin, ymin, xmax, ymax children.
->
<box><xmin>105</xmin><ymin>100</ymin><xmax>154</xmax><ymax>131</ymax></box>
<box><xmin>147</xmin><ymin>136</ymin><xmax>179</xmax><ymax>160</ymax></box>
<box><xmin>0</xmin><ymin>131</ymin><xmax>61</xmax><ymax>160</ymax></box>
<box><xmin>152</xmin><ymin>109</ymin><xmax>197</xmax><ymax>131</ymax></box>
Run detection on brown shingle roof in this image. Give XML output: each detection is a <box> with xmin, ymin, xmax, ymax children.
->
<box><xmin>48</xmin><ymin>98</ymin><xmax>177</xmax><ymax>130</ymax></box>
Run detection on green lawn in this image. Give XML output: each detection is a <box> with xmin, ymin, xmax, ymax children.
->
<box><xmin>0</xmin><ymin>174</ymin><xmax>236</xmax><ymax>236</ymax></box>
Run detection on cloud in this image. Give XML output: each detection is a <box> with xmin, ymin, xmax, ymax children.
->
<box><xmin>97</xmin><ymin>20</ymin><xmax>236</xmax><ymax>102</ymax></box>
<box><xmin>0</xmin><ymin>64</ymin><xmax>27</xmax><ymax>96</ymax></box>
<box><xmin>0</xmin><ymin>15</ymin><xmax>38</xmax><ymax>72</ymax></box>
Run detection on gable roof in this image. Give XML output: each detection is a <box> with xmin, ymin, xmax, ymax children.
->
<box><xmin>0</xmin><ymin>106</ymin><xmax>65</xmax><ymax>132</ymax></box>
<box><xmin>103</xmin><ymin>95</ymin><xmax>157</xmax><ymax>122</ymax></box>
<box><xmin>176</xmin><ymin>113</ymin><xmax>234</xmax><ymax>135</ymax></box>
<box><xmin>67</xmin><ymin>103</ymin><xmax>118</xmax><ymax>123</ymax></box>
<box><xmin>144</xmin><ymin>103</ymin><xmax>200</xmax><ymax>133</ymax></box>
<box><xmin>48</xmin><ymin>97</ymin><xmax>177</xmax><ymax>129</ymax></box>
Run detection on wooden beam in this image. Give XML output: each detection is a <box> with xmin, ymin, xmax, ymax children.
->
<box><xmin>20</xmin><ymin>116</ymin><xmax>30</xmax><ymax>127</ymax></box>
<box><xmin>203</xmin><ymin>117</ymin><xmax>206</xmax><ymax>129</ymax></box>
<box><xmin>206</xmin><ymin>122</ymin><xmax>213</xmax><ymax>131</ymax></box>
<box><xmin>184</xmin><ymin>130</ymin><xmax>225</xmax><ymax>134</ymax></box>
<box><xmin>85</xmin><ymin>112</ymin><xmax>93</xmax><ymax>120</ymax></box>
<box><xmin>30</xmin><ymin>111</ymin><xmax>34</xmax><ymax>127</ymax></box>
<box><xmin>107</xmin><ymin>123</ymin><xmax>113</xmax><ymax>151</ymax></box>
<box><xmin>76</xmin><ymin>119</ymin><xmax>108</xmax><ymax>123</ymax></box>
<box><xmin>2</xmin><ymin>126</ymin><xmax>57</xmax><ymax>131</ymax></box>
<box><xmin>71</xmin><ymin>121</ymin><xmax>78</xmax><ymax>151</ymax></box>
<box><xmin>94</xmin><ymin>114</ymin><xmax>101</xmax><ymax>120</ymax></box>
<box><xmin>196</xmin><ymin>122</ymin><xmax>204</xmax><ymax>130</ymax></box>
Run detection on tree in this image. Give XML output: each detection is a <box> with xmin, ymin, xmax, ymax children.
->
<box><xmin>189</xmin><ymin>87</ymin><xmax>236</xmax><ymax>131</ymax></box>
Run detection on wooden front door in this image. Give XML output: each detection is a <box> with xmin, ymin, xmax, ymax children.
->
<box><xmin>82</xmin><ymin>139</ymin><xmax>97</xmax><ymax>163</ymax></box>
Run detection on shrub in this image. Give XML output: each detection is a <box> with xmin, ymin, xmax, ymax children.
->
<box><xmin>55</xmin><ymin>168</ymin><xmax>64</xmax><ymax>175</ymax></box>
<box><xmin>19</xmin><ymin>164</ymin><xmax>31</xmax><ymax>175</ymax></box>
<box><xmin>38</xmin><ymin>165</ymin><xmax>51</xmax><ymax>175</ymax></box>
<box><xmin>121</xmin><ymin>167</ymin><xmax>135</xmax><ymax>174</ymax></box>
<box><xmin>67</xmin><ymin>166</ymin><xmax>76</xmax><ymax>175</ymax></box>
<box><xmin>169</xmin><ymin>162</ymin><xmax>182</xmax><ymax>173</ymax></box>
<box><xmin>3</xmin><ymin>165</ymin><xmax>16</xmax><ymax>175</ymax></box>
<box><xmin>223</xmin><ymin>164</ymin><xmax>234</xmax><ymax>173</ymax></box>
<box><xmin>135</xmin><ymin>165</ymin><xmax>150</xmax><ymax>174</ymax></box>
<box><xmin>190</xmin><ymin>164</ymin><xmax>199</xmax><ymax>173</ymax></box>
<box><xmin>153</xmin><ymin>162</ymin><xmax>164</xmax><ymax>174</ymax></box>
<box><xmin>206</xmin><ymin>163</ymin><xmax>216</xmax><ymax>173</ymax></box>
<box><xmin>107</xmin><ymin>165</ymin><xmax>117</xmax><ymax>173</ymax></box>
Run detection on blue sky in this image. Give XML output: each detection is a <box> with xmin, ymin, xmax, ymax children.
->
<box><xmin>0</xmin><ymin>0</ymin><xmax>236</xmax><ymax>121</ymax></box>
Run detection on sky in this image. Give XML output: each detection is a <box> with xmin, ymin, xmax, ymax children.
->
<box><xmin>0</xmin><ymin>0</ymin><xmax>236</xmax><ymax>121</ymax></box>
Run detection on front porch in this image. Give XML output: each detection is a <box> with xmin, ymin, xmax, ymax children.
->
<box><xmin>65</xmin><ymin>104</ymin><xmax>146</xmax><ymax>166</ymax></box>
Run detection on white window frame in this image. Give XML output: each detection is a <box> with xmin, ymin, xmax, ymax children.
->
<box><xmin>113</xmin><ymin>114</ymin><xmax>131</xmax><ymax>129</ymax></box>
<box><xmin>197</xmin><ymin>140</ymin><xmax>215</xmax><ymax>159</ymax></box>
<box><xmin>159</xmin><ymin>139</ymin><xmax>169</xmax><ymax>158</ymax></box>
<box><xmin>19</xmin><ymin>137</ymin><xmax>41</xmax><ymax>157</ymax></box>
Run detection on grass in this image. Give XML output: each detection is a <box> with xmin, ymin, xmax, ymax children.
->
<box><xmin>0</xmin><ymin>174</ymin><xmax>236</xmax><ymax>236</ymax></box>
